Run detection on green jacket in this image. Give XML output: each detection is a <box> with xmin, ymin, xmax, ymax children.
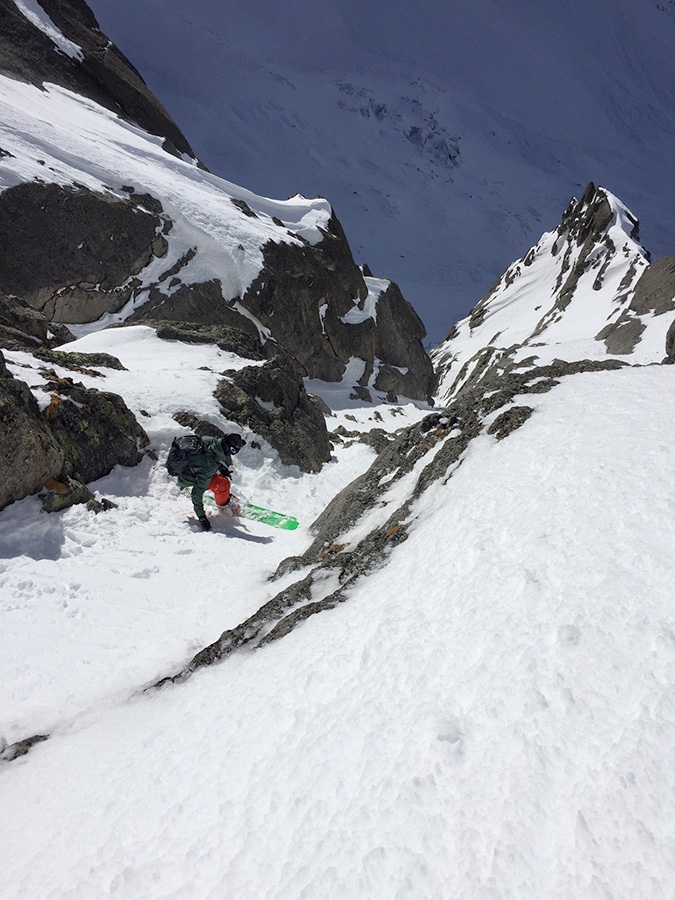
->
<box><xmin>176</xmin><ymin>435</ymin><xmax>230</xmax><ymax>518</ymax></box>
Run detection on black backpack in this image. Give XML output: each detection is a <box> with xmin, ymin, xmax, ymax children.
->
<box><xmin>166</xmin><ymin>434</ymin><xmax>205</xmax><ymax>479</ymax></box>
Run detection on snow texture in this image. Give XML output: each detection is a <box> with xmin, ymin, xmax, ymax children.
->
<box><xmin>2</xmin><ymin>6</ymin><xmax>675</xmax><ymax>895</ymax></box>
<box><xmin>2</xmin><ymin>330</ymin><xmax>675</xmax><ymax>898</ymax></box>
<box><xmin>0</xmin><ymin>75</ymin><xmax>332</xmax><ymax>330</ymax></box>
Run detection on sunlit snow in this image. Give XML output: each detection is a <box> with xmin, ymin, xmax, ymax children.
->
<box><xmin>2</xmin><ymin>331</ymin><xmax>674</xmax><ymax>898</ymax></box>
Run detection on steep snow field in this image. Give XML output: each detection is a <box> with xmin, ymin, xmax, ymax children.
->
<box><xmin>0</xmin><ymin>74</ymin><xmax>332</xmax><ymax>329</ymax></box>
<box><xmin>85</xmin><ymin>0</ymin><xmax>675</xmax><ymax>340</ymax></box>
<box><xmin>432</xmin><ymin>187</ymin><xmax>673</xmax><ymax>402</ymax></box>
<box><xmin>2</xmin><ymin>332</ymin><xmax>675</xmax><ymax>897</ymax></box>
<box><xmin>1</xmin><ymin>326</ymin><xmax>426</xmax><ymax>743</ymax></box>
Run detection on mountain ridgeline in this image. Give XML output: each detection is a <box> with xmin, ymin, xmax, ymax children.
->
<box><xmin>0</xmin><ymin>0</ymin><xmax>433</xmax><ymax>510</ymax></box>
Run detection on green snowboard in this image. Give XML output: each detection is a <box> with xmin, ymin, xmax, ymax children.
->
<box><xmin>236</xmin><ymin>500</ymin><xmax>299</xmax><ymax>530</ymax></box>
<box><xmin>184</xmin><ymin>489</ymin><xmax>299</xmax><ymax>530</ymax></box>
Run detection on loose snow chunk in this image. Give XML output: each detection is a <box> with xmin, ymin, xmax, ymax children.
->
<box><xmin>12</xmin><ymin>0</ymin><xmax>84</xmax><ymax>60</ymax></box>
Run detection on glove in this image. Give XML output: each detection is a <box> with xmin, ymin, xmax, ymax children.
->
<box><xmin>218</xmin><ymin>464</ymin><xmax>231</xmax><ymax>478</ymax></box>
<box><xmin>199</xmin><ymin>515</ymin><xmax>211</xmax><ymax>532</ymax></box>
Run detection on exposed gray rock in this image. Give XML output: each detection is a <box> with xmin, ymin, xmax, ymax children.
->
<box><xmin>0</xmin><ymin>292</ymin><xmax>46</xmax><ymax>345</ymax></box>
<box><xmin>0</xmin><ymin>293</ymin><xmax>75</xmax><ymax>351</ymax></box>
<box><xmin>309</xmin><ymin>392</ymin><xmax>333</xmax><ymax>417</ymax></box>
<box><xmin>172</xmin><ymin>411</ymin><xmax>227</xmax><ymax>441</ymax></box>
<box><xmin>32</xmin><ymin>348</ymin><xmax>126</xmax><ymax>373</ymax></box>
<box><xmin>596</xmin><ymin>255</ymin><xmax>675</xmax><ymax>353</ymax></box>
<box><xmin>40</xmin><ymin>476</ymin><xmax>94</xmax><ymax>512</ymax></box>
<box><xmin>366</xmin><ymin>280</ymin><xmax>434</xmax><ymax>400</ymax></box>
<box><xmin>241</xmin><ymin>216</ymin><xmax>434</xmax><ymax>401</ymax></box>
<box><xmin>129</xmin><ymin>279</ymin><xmax>266</xmax><ymax>337</ymax></box>
<box><xmin>666</xmin><ymin>318</ymin><xmax>675</xmax><ymax>363</ymax></box>
<box><xmin>350</xmin><ymin>385</ymin><xmax>372</xmax><ymax>402</ymax></box>
<box><xmin>0</xmin><ymin>733</ymin><xmax>49</xmax><ymax>761</ymax></box>
<box><xmin>0</xmin><ymin>0</ymin><xmax>196</xmax><ymax>160</ymax></box>
<box><xmin>40</xmin><ymin>374</ymin><xmax>149</xmax><ymax>484</ymax></box>
<box><xmin>358</xmin><ymin>428</ymin><xmax>397</xmax><ymax>454</ymax></box>
<box><xmin>596</xmin><ymin>313</ymin><xmax>646</xmax><ymax>355</ymax></box>
<box><xmin>243</xmin><ymin>216</ymin><xmax>367</xmax><ymax>382</ymax></box>
<box><xmin>0</xmin><ymin>183</ymin><xmax>168</xmax><ymax>322</ymax></box>
<box><xmin>86</xmin><ymin>496</ymin><xmax>119</xmax><ymax>514</ymax></box>
<box><xmin>141</xmin><ymin>320</ymin><xmax>268</xmax><ymax>361</ymax></box>
<box><xmin>215</xmin><ymin>356</ymin><xmax>331</xmax><ymax>472</ymax></box>
<box><xmin>0</xmin><ymin>352</ymin><xmax>64</xmax><ymax>510</ymax></box>
<box><xmin>487</xmin><ymin>405</ymin><xmax>534</xmax><ymax>440</ymax></box>
<box><xmin>530</xmin><ymin>182</ymin><xmax>643</xmax><ymax>338</ymax></box>
<box><xmin>630</xmin><ymin>255</ymin><xmax>675</xmax><ymax>315</ymax></box>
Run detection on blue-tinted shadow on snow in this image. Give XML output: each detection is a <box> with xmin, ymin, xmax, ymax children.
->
<box><xmin>188</xmin><ymin>516</ymin><xmax>273</xmax><ymax>545</ymax></box>
<box><xmin>90</xmin><ymin>456</ymin><xmax>155</xmax><ymax>498</ymax></box>
<box><xmin>0</xmin><ymin>496</ymin><xmax>65</xmax><ymax>561</ymax></box>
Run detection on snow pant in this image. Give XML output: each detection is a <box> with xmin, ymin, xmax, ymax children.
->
<box><xmin>208</xmin><ymin>473</ymin><xmax>231</xmax><ymax>506</ymax></box>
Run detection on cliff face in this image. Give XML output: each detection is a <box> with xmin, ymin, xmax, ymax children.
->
<box><xmin>0</xmin><ymin>0</ymin><xmax>436</xmax><ymax>509</ymax></box>
<box><xmin>0</xmin><ymin>0</ymin><xmax>434</xmax><ymax>404</ymax></box>
<box><xmin>0</xmin><ymin>0</ymin><xmax>195</xmax><ymax>158</ymax></box>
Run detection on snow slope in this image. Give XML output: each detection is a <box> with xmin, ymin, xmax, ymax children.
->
<box><xmin>85</xmin><ymin>0</ymin><xmax>675</xmax><ymax>341</ymax></box>
<box><xmin>2</xmin><ymin>4</ymin><xmax>675</xmax><ymax>894</ymax></box>
<box><xmin>2</xmin><ymin>338</ymin><xmax>675</xmax><ymax>898</ymax></box>
<box><xmin>1</xmin><ymin>325</ymin><xmax>428</xmax><ymax>742</ymax></box>
<box><xmin>0</xmin><ymin>73</ymin><xmax>332</xmax><ymax>332</ymax></box>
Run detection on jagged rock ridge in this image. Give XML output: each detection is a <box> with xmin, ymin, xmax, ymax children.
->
<box><xmin>433</xmin><ymin>183</ymin><xmax>675</xmax><ymax>403</ymax></box>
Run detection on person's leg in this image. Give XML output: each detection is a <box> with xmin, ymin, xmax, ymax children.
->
<box><xmin>208</xmin><ymin>473</ymin><xmax>231</xmax><ymax>506</ymax></box>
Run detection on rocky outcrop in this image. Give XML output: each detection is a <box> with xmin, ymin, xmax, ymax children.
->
<box><xmin>0</xmin><ymin>0</ymin><xmax>196</xmax><ymax>160</ymax></box>
<box><xmin>0</xmin><ymin>293</ymin><xmax>74</xmax><ymax>351</ymax></box>
<box><xmin>40</xmin><ymin>374</ymin><xmax>149</xmax><ymax>484</ymax></box>
<box><xmin>360</xmin><ymin>280</ymin><xmax>433</xmax><ymax>400</ymax></box>
<box><xmin>215</xmin><ymin>356</ymin><xmax>331</xmax><ymax>472</ymax></box>
<box><xmin>1</xmin><ymin>344</ymin><xmax>151</xmax><ymax>512</ymax></box>
<box><xmin>129</xmin><ymin>279</ymin><xmax>263</xmax><ymax>337</ymax></box>
<box><xmin>0</xmin><ymin>183</ymin><xmax>169</xmax><ymax>323</ymax></box>
<box><xmin>666</xmin><ymin>318</ymin><xmax>675</xmax><ymax>363</ymax></box>
<box><xmin>242</xmin><ymin>216</ymin><xmax>367</xmax><ymax>382</ymax></box>
<box><xmin>172</xmin><ymin>412</ymin><xmax>227</xmax><ymax>441</ymax></box>
<box><xmin>596</xmin><ymin>255</ymin><xmax>675</xmax><ymax>354</ymax></box>
<box><xmin>148</xmin><ymin>321</ymin><xmax>270</xmax><ymax>361</ymax></box>
<box><xmin>0</xmin><ymin>351</ymin><xmax>64</xmax><ymax>509</ymax></box>
<box><xmin>32</xmin><ymin>348</ymin><xmax>126</xmax><ymax>374</ymax></box>
<box><xmin>241</xmin><ymin>220</ymin><xmax>435</xmax><ymax>401</ymax></box>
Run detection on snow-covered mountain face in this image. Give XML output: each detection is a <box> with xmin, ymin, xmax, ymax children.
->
<box><xmin>433</xmin><ymin>183</ymin><xmax>675</xmax><ymax>402</ymax></box>
<box><xmin>0</xmin><ymin>0</ymin><xmax>195</xmax><ymax>160</ymax></box>
<box><xmin>85</xmin><ymin>0</ymin><xmax>675</xmax><ymax>342</ymax></box>
<box><xmin>0</xmin><ymin>1</ymin><xmax>435</xmax><ymax>406</ymax></box>
<box><xmin>3</xmin><ymin>5</ymin><xmax>675</xmax><ymax>897</ymax></box>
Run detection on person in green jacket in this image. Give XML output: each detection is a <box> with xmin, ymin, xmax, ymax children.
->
<box><xmin>177</xmin><ymin>433</ymin><xmax>246</xmax><ymax>531</ymax></box>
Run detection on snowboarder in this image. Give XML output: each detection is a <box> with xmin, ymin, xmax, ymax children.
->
<box><xmin>174</xmin><ymin>433</ymin><xmax>246</xmax><ymax>531</ymax></box>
